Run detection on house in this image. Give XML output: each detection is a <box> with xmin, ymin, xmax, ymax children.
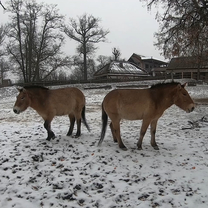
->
<box><xmin>93</xmin><ymin>60</ymin><xmax>149</xmax><ymax>81</ymax></box>
<box><xmin>0</xmin><ymin>78</ymin><xmax>12</xmax><ymax>87</ymax></box>
<box><xmin>166</xmin><ymin>57</ymin><xmax>208</xmax><ymax>80</ymax></box>
<box><xmin>128</xmin><ymin>53</ymin><xmax>168</xmax><ymax>75</ymax></box>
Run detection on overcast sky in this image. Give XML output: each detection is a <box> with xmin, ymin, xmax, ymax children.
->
<box><xmin>0</xmin><ymin>0</ymin><xmax>164</xmax><ymax>61</ymax></box>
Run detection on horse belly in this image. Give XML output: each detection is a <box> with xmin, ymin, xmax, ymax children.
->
<box><xmin>55</xmin><ymin>102</ymin><xmax>76</xmax><ymax>116</ymax></box>
<box><xmin>51</xmin><ymin>91</ymin><xmax>84</xmax><ymax>116</ymax></box>
<box><xmin>104</xmin><ymin>89</ymin><xmax>151</xmax><ymax>120</ymax></box>
<box><xmin>56</xmin><ymin>109</ymin><xmax>72</xmax><ymax>116</ymax></box>
<box><xmin>119</xmin><ymin>108</ymin><xmax>144</xmax><ymax>120</ymax></box>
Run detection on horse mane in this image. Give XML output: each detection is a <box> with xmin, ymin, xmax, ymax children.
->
<box><xmin>150</xmin><ymin>82</ymin><xmax>180</xmax><ymax>89</ymax></box>
<box><xmin>22</xmin><ymin>85</ymin><xmax>49</xmax><ymax>91</ymax></box>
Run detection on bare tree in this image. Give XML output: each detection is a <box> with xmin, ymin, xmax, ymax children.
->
<box><xmin>0</xmin><ymin>1</ymin><xmax>6</xmax><ymax>10</ymax></box>
<box><xmin>63</xmin><ymin>13</ymin><xmax>109</xmax><ymax>81</ymax></box>
<box><xmin>70</xmin><ymin>55</ymin><xmax>96</xmax><ymax>80</ymax></box>
<box><xmin>70</xmin><ymin>55</ymin><xmax>84</xmax><ymax>80</ymax></box>
<box><xmin>0</xmin><ymin>24</ymin><xmax>10</xmax><ymax>83</ymax></box>
<box><xmin>112</xmin><ymin>47</ymin><xmax>121</xmax><ymax>61</ymax></box>
<box><xmin>143</xmin><ymin>0</ymin><xmax>208</xmax><ymax>57</ymax></box>
<box><xmin>0</xmin><ymin>24</ymin><xmax>8</xmax><ymax>57</ymax></box>
<box><xmin>142</xmin><ymin>0</ymin><xmax>208</xmax><ymax>79</ymax></box>
<box><xmin>96</xmin><ymin>55</ymin><xmax>111</xmax><ymax>69</ymax></box>
<box><xmin>6</xmin><ymin>0</ymin><xmax>70</xmax><ymax>83</ymax></box>
<box><xmin>0</xmin><ymin>58</ymin><xmax>9</xmax><ymax>84</ymax></box>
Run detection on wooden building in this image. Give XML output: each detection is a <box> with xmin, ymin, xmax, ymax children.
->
<box><xmin>0</xmin><ymin>78</ymin><xmax>12</xmax><ymax>87</ymax></box>
<box><xmin>93</xmin><ymin>60</ymin><xmax>149</xmax><ymax>81</ymax></box>
<box><xmin>167</xmin><ymin>57</ymin><xmax>208</xmax><ymax>80</ymax></box>
<box><xmin>128</xmin><ymin>53</ymin><xmax>168</xmax><ymax>75</ymax></box>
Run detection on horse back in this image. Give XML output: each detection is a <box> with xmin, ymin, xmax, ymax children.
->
<box><xmin>103</xmin><ymin>89</ymin><xmax>154</xmax><ymax>120</ymax></box>
<box><xmin>47</xmin><ymin>87</ymin><xmax>85</xmax><ymax>116</ymax></box>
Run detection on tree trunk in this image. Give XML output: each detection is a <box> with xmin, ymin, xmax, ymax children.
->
<box><xmin>83</xmin><ymin>41</ymin><xmax>87</xmax><ymax>81</ymax></box>
<box><xmin>197</xmin><ymin>66</ymin><xmax>200</xmax><ymax>81</ymax></box>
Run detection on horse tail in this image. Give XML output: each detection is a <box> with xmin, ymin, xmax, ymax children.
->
<box><xmin>81</xmin><ymin>105</ymin><xmax>90</xmax><ymax>132</ymax></box>
<box><xmin>98</xmin><ymin>102</ymin><xmax>108</xmax><ymax>146</ymax></box>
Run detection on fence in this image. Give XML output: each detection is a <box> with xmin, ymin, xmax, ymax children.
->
<box><xmin>6</xmin><ymin>73</ymin><xmax>202</xmax><ymax>88</ymax></box>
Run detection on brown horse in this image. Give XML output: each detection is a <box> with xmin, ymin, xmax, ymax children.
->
<box><xmin>98</xmin><ymin>82</ymin><xmax>195</xmax><ymax>150</ymax></box>
<box><xmin>13</xmin><ymin>86</ymin><xmax>90</xmax><ymax>141</ymax></box>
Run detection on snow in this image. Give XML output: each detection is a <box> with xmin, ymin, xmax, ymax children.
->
<box><xmin>110</xmin><ymin>62</ymin><xmax>145</xmax><ymax>74</ymax></box>
<box><xmin>1</xmin><ymin>81</ymin><xmax>208</xmax><ymax>208</ymax></box>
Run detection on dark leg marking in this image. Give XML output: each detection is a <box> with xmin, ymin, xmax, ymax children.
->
<box><xmin>44</xmin><ymin>120</ymin><xmax>55</xmax><ymax>141</ymax></box>
<box><xmin>67</xmin><ymin>115</ymin><xmax>75</xmax><ymax>136</ymax></box>
<box><xmin>75</xmin><ymin>118</ymin><xmax>81</xmax><ymax>138</ymax></box>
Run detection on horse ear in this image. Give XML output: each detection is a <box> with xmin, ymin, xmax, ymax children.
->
<box><xmin>16</xmin><ymin>87</ymin><xmax>27</xmax><ymax>93</ymax></box>
<box><xmin>177</xmin><ymin>83</ymin><xmax>187</xmax><ymax>90</ymax></box>
<box><xmin>177</xmin><ymin>84</ymin><xmax>182</xmax><ymax>90</ymax></box>
<box><xmin>182</xmin><ymin>83</ymin><xmax>187</xmax><ymax>88</ymax></box>
<box><xmin>16</xmin><ymin>87</ymin><xmax>22</xmax><ymax>92</ymax></box>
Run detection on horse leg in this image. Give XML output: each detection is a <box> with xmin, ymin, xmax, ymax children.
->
<box><xmin>75</xmin><ymin>116</ymin><xmax>81</xmax><ymax>138</ymax></box>
<box><xmin>110</xmin><ymin>122</ymin><xmax>117</xmax><ymax>142</ymax></box>
<box><xmin>150</xmin><ymin>119</ymin><xmax>159</xmax><ymax>150</ymax></box>
<box><xmin>112</xmin><ymin>120</ymin><xmax>127</xmax><ymax>150</ymax></box>
<box><xmin>137</xmin><ymin>119</ymin><xmax>150</xmax><ymax>150</ymax></box>
<box><xmin>44</xmin><ymin>120</ymin><xmax>55</xmax><ymax>141</ymax></box>
<box><xmin>67</xmin><ymin>114</ymin><xmax>75</xmax><ymax>136</ymax></box>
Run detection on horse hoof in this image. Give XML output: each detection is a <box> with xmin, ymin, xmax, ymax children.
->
<box><xmin>120</xmin><ymin>147</ymin><xmax>127</xmax><ymax>151</ymax></box>
<box><xmin>119</xmin><ymin>145</ymin><xmax>127</xmax><ymax>151</ymax></box>
<box><xmin>153</xmin><ymin>146</ymin><xmax>159</xmax><ymax>150</ymax></box>
<box><xmin>46</xmin><ymin>135</ymin><xmax>55</xmax><ymax>141</ymax></box>
<box><xmin>137</xmin><ymin>144</ymin><xmax>142</xmax><ymax>150</ymax></box>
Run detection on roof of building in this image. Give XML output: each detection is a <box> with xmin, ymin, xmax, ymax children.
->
<box><xmin>142</xmin><ymin>58</ymin><xmax>168</xmax><ymax>66</ymax></box>
<box><xmin>128</xmin><ymin>53</ymin><xmax>167</xmax><ymax>66</ymax></box>
<box><xmin>94</xmin><ymin>61</ymin><xmax>149</xmax><ymax>78</ymax></box>
<box><xmin>168</xmin><ymin>57</ymin><xmax>208</xmax><ymax>69</ymax></box>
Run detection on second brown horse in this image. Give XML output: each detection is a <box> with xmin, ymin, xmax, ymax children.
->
<box><xmin>98</xmin><ymin>82</ymin><xmax>195</xmax><ymax>150</ymax></box>
<box><xmin>13</xmin><ymin>86</ymin><xmax>90</xmax><ymax>141</ymax></box>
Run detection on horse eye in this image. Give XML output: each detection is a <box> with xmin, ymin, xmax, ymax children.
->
<box><xmin>183</xmin><ymin>93</ymin><xmax>187</xmax><ymax>96</ymax></box>
<box><xmin>21</xmin><ymin>97</ymin><xmax>25</xmax><ymax>100</ymax></box>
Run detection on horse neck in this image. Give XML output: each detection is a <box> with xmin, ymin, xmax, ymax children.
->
<box><xmin>29</xmin><ymin>89</ymin><xmax>47</xmax><ymax>110</ymax></box>
<box><xmin>151</xmin><ymin>87</ymin><xmax>175</xmax><ymax>111</ymax></box>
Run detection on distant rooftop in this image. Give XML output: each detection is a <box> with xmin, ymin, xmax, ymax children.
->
<box><xmin>128</xmin><ymin>53</ymin><xmax>167</xmax><ymax>66</ymax></box>
<box><xmin>94</xmin><ymin>61</ymin><xmax>149</xmax><ymax>78</ymax></box>
<box><xmin>168</xmin><ymin>57</ymin><xmax>208</xmax><ymax>69</ymax></box>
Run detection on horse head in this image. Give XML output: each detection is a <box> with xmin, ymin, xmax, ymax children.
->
<box><xmin>173</xmin><ymin>83</ymin><xmax>195</xmax><ymax>113</ymax></box>
<box><xmin>13</xmin><ymin>88</ymin><xmax>31</xmax><ymax>114</ymax></box>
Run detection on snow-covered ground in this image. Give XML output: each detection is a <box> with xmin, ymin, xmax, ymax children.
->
<box><xmin>1</xmin><ymin>81</ymin><xmax>208</xmax><ymax>208</ymax></box>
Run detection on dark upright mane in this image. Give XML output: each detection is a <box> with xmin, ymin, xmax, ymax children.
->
<box><xmin>150</xmin><ymin>82</ymin><xmax>180</xmax><ymax>89</ymax></box>
<box><xmin>22</xmin><ymin>85</ymin><xmax>49</xmax><ymax>91</ymax></box>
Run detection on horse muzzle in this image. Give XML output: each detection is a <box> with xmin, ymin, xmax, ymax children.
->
<box><xmin>13</xmin><ymin>107</ymin><xmax>21</xmax><ymax>114</ymax></box>
<box><xmin>186</xmin><ymin>104</ymin><xmax>195</xmax><ymax>113</ymax></box>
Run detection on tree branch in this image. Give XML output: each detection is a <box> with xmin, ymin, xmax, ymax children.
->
<box><xmin>0</xmin><ymin>1</ymin><xmax>6</xmax><ymax>10</ymax></box>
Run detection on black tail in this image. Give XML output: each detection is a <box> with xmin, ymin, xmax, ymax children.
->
<box><xmin>98</xmin><ymin>103</ymin><xmax>108</xmax><ymax>146</ymax></box>
<box><xmin>81</xmin><ymin>106</ymin><xmax>90</xmax><ymax>132</ymax></box>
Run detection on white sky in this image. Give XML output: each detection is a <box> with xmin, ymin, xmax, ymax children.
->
<box><xmin>0</xmin><ymin>0</ymin><xmax>165</xmax><ymax>61</ymax></box>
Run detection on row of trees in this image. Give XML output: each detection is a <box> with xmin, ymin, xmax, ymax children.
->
<box><xmin>0</xmin><ymin>0</ymin><xmax>119</xmax><ymax>83</ymax></box>
<box><xmin>2</xmin><ymin>0</ymin><xmax>207</xmax><ymax>83</ymax></box>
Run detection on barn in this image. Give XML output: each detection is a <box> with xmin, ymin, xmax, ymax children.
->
<box><xmin>93</xmin><ymin>60</ymin><xmax>149</xmax><ymax>81</ymax></box>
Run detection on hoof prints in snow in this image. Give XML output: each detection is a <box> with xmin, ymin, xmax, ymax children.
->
<box><xmin>1</xmin><ymin>84</ymin><xmax>208</xmax><ymax>207</ymax></box>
